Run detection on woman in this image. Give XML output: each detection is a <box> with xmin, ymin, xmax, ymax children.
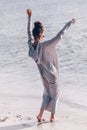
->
<box><xmin>26</xmin><ymin>9</ymin><xmax>76</xmax><ymax>122</ymax></box>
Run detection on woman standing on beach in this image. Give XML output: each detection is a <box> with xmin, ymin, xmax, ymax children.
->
<box><xmin>26</xmin><ymin>9</ymin><xmax>76</xmax><ymax>122</ymax></box>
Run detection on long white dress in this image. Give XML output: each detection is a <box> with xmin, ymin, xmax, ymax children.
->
<box><xmin>27</xmin><ymin>16</ymin><xmax>73</xmax><ymax>114</ymax></box>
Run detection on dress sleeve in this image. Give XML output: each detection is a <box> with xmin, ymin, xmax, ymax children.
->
<box><xmin>27</xmin><ymin>16</ymin><xmax>33</xmax><ymax>48</ymax></box>
<box><xmin>42</xmin><ymin>20</ymin><xmax>72</xmax><ymax>47</ymax></box>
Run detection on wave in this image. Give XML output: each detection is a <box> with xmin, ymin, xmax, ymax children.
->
<box><xmin>60</xmin><ymin>98</ymin><xmax>87</xmax><ymax>111</ymax></box>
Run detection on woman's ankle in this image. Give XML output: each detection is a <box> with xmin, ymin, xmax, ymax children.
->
<box><xmin>50</xmin><ymin>114</ymin><xmax>55</xmax><ymax>122</ymax></box>
<box><xmin>37</xmin><ymin>115</ymin><xmax>42</xmax><ymax>122</ymax></box>
<box><xmin>37</xmin><ymin>109</ymin><xmax>44</xmax><ymax>122</ymax></box>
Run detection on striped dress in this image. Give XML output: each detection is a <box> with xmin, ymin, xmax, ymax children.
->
<box><xmin>27</xmin><ymin>16</ymin><xmax>73</xmax><ymax>114</ymax></box>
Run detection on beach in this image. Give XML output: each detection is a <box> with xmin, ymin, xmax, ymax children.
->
<box><xmin>0</xmin><ymin>96</ymin><xmax>87</xmax><ymax>130</ymax></box>
<box><xmin>0</xmin><ymin>0</ymin><xmax>87</xmax><ymax>130</ymax></box>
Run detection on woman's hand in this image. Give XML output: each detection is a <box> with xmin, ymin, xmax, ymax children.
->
<box><xmin>26</xmin><ymin>9</ymin><xmax>32</xmax><ymax>17</ymax></box>
<box><xmin>71</xmin><ymin>19</ymin><xmax>76</xmax><ymax>24</ymax></box>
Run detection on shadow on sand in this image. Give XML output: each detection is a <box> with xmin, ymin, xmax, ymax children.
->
<box><xmin>0</xmin><ymin>122</ymin><xmax>37</xmax><ymax>130</ymax></box>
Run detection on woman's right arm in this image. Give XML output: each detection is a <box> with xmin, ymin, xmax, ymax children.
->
<box><xmin>27</xmin><ymin>9</ymin><xmax>33</xmax><ymax>48</ymax></box>
<box><xmin>42</xmin><ymin>19</ymin><xmax>76</xmax><ymax>48</ymax></box>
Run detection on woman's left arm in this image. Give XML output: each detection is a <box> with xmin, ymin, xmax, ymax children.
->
<box><xmin>27</xmin><ymin>9</ymin><xmax>33</xmax><ymax>48</ymax></box>
<box><xmin>43</xmin><ymin>19</ymin><xmax>76</xmax><ymax>47</ymax></box>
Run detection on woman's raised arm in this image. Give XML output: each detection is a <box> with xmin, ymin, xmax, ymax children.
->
<box><xmin>42</xmin><ymin>19</ymin><xmax>76</xmax><ymax>47</ymax></box>
<box><xmin>26</xmin><ymin>9</ymin><xmax>33</xmax><ymax>48</ymax></box>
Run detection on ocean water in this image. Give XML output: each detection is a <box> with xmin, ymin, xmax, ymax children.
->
<box><xmin>0</xmin><ymin>0</ymin><xmax>87</xmax><ymax>123</ymax></box>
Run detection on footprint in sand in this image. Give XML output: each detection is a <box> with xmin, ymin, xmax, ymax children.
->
<box><xmin>0</xmin><ymin>116</ymin><xmax>8</xmax><ymax>122</ymax></box>
<box><xmin>16</xmin><ymin>114</ymin><xmax>32</xmax><ymax>121</ymax></box>
<box><xmin>0</xmin><ymin>114</ymin><xmax>32</xmax><ymax>123</ymax></box>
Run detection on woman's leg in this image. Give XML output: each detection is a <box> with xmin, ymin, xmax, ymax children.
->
<box><xmin>37</xmin><ymin>94</ymin><xmax>50</xmax><ymax>122</ymax></box>
<box><xmin>37</xmin><ymin>78</ymin><xmax>50</xmax><ymax>122</ymax></box>
<box><xmin>49</xmin><ymin>82</ymin><xmax>59</xmax><ymax>122</ymax></box>
<box><xmin>37</xmin><ymin>108</ymin><xmax>44</xmax><ymax>122</ymax></box>
<box><xmin>50</xmin><ymin>113</ymin><xmax>55</xmax><ymax>122</ymax></box>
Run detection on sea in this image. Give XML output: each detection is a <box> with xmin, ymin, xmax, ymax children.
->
<box><xmin>0</xmin><ymin>0</ymin><xmax>87</xmax><ymax>126</ymax></box>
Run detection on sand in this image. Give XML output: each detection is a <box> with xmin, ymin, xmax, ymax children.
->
<box><xmin>0</xmin><ymin>97</ymin><xmax>87</xmax><ymax>130</ymax></box>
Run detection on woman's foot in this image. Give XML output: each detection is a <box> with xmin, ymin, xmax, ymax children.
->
<box><xmin>50</xmin><ymin>117</ymin><xmax>55</xmax><ymax>122</ymax></box>
<box><xmin>50</xmin><ymin>114</ymin><xmax>55</xmax><ymax>122</ymax></box>
<box><xmin>37</xmin><ymin>109</ymin><xmax>44</xmax><ymax>122</ymax></box>
<box><xmin>37</xmin><ymin>115</ymin><xmax>42</xmax><ymax>122</ymax></box>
